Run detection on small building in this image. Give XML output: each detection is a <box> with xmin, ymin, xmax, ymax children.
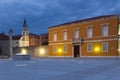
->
<box><xmin>48</xmin><ymin>15</ymin><xmax>120</xmax><ymax>57</ymax></box>
<box><xmin>29</xmin><ymin>33</ymin><xmax>40</xmax><ymax>46</ymax></box>
<box><xmin>40</xmin><ymin>33</ymin><xmax>48</xmax><ymax>45</ymax></box>
<box><xmin>12</xmin><ymin>35</ymin><xmax>21</xmax><ymax>47</ymax></box>
<box><xmin>0</xmin><ymin>33</ymin><xmax>9</xmax><ymax>56</ymax></box>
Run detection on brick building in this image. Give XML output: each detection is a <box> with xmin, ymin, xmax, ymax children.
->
<box><xmin>48</xmin><ymin>15</ymin><xmax>120</xmax><ymax>57</ymax></box>
<box><xmin>40</xmin><ymin>33</ymin><xmax>48</xmax><ymax>45</ymax></box>
<box><xmin>29</xmin><ymin>33</ymin><xmax>40</xmax><ymax>46</ymax></box>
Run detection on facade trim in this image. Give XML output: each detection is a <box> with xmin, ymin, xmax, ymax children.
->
<box><xmin>48</xmin><ymin>56</ymin><xmax>119</xmax><ymax>58</ymax></box>
<box><xmin>49</xmin><ymin>35</ymin><xmax>117</xmax><ymax>43</ymax></box>
<box><xmin>48</xmin><ymin>56</ymin><xmax>72</xmax><ymax>58</ymax></box>
<box><xmin>81</xmin><ymin>56</ymin><xmax>119</xmax><ymax>57</ymax></box>
<box><xmin>49</xmin><ymin>42</ymin><xmax>72</xmax><ymax>45</ymax></box>
<box><xmin>83</xmin><ymin>38</ymin><xmax>117</xmax><ymax>43</ymax></box>
<box><xmin>49</xmin><ymin>38</ymin><xmax>117</xmax><ymax>45</ymax></box>
<box><xmin>84</xmin><ymin>35</ymin><xmax>117</xmax><ymax>39</ymax></box>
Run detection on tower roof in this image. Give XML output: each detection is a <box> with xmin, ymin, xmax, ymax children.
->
<box><xmin>23</xmin><ymin>17</ymin><xmax>28</xmax><ymax>27</ymax></box>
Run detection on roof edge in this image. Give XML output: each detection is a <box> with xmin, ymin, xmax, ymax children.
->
<box><xmin>48</xmin><ymin>14</ymin><xmax>118</xmax><ymax>29</ymax></box>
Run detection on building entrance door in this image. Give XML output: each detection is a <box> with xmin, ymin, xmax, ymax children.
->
<box><xmin>74</xmin><ymin>45</ymin><xmax>80</xmax><ymax>57</ymax></box>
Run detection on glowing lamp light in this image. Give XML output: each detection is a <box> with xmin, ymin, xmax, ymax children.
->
<box><xmin>94</xmin><ymin>46</ymin><xmax>100</xmax><ymax>52</ymax></box>
<box><xmin>58</xmin><ymin>48</ymin><xmax>62</xmax><ymax>53</ymax></box>
<box><xmin>39</xmin><ymin>48</ymin><xmax>45</xmax><ymax>56</ymax></box>
<box><xmin>21</xmin><ymin>49</ymin><xmax>27</xmax><ymax>55</ymax></box>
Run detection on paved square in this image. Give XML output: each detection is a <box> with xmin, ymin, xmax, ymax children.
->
<box><xmin>0</xmin><ymin>58</ymin><xmax>120</xmax><ymax>80</ymax></box>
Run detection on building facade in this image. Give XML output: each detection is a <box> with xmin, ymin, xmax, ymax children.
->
<box><xmin>12</xmin><ymin>35</ymin><xmax>21</xmax><ymax>47</ymax></box>
<box><xmin>0</xmin><ymin>33</ymin><xmax>9</xmax><ymax>56</ymax></box>
<box><xmin>29</xmin><ymin>33</ymin><xmax>40</xmax><ymax>46</ymax></box>
<box><xmin>49</xmin><ymin>15</ymin><xmax>120</xmax><ymax>57</ymax></box>
<box><xmin>40</xmin><ymin>33</ymin><xmax>48</xmax><ymax>45</ymax></box>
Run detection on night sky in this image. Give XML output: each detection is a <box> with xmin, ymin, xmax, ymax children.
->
<box><xmin>0</xmin><ymin>0</ymin><xmax>119</xmax><ymax>35</ymax></box>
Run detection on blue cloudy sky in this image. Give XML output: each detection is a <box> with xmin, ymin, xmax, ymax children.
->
<box><xmin>0</xmin><ymin>0</ymin><xmax>120</xmax><ymax>35</ymax></box>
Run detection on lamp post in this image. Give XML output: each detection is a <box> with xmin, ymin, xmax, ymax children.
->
<box><xmin>9</xmin><ymin>29</ymin><xmax>13</xmax><ymax>57</ymax></box>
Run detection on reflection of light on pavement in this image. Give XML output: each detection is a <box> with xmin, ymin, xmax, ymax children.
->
<box><xmin>16</xmin><ymin>64</ymin><xmax>27</xmax><ymax>66</ymax></box>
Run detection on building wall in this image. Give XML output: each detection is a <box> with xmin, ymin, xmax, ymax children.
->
<box><xmin>40</xmin><ymin>34</ymin><xmax>48</xmax><ymax>45</ymax></box>
<box><xmin>12</xmin><ymin>40</ymin><xmax>19</xmax><ymax>47</ymax></box>
<box><xmin>48</xmin><ymin>15</ymin><xmax>119</xmax><ymax>57</ymax></box>
<box><xmin>29</xmin><ymin>36</ymin><xmax>40</xmax><ymax>46</ymax></box>
<box><xmin>20</xmin><ymin>36</ymin><xmax>29</xmax><ymax>47</ymax></box>
<box><xmin>81</xmin><ymin>40</ymin><xmax>118</xmax><ymax>57</ymax></box>
<box><xmin>13</xmin><ymin>45</ymin><xmax>48</xmax><ymax>58</ymax></box>
<box><xmin>49</xmin><ymin>44</ymin><xmax>72</xmax><ymax>57</ymax></box>
<box><xmin>0</xmin><ymin>40</ymin><xmax>9</xmax><ymax>55</ymax></box>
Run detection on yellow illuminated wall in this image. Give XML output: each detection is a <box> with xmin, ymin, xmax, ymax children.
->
<box><xmin>49</xmin><ymin>15</ymin><xmax>119</xmax><ymax>57</ymax></box>
<box><xmin>35</xmin><ymin>46</ymin><xmax>48</xmax><ymax>57</ymax></box>
<box><xmin>49</xmin><ymin>44</ymin><xmax>72</xmax><ymax>57</ymax></box>
<box><xmin>21</xmin><ymin>48</ymin><xmax>27</xmax><ymax>54</ymax></box>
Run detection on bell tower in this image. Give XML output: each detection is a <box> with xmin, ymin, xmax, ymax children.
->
<box><xmin>22</xmin><ymin>18</ymin><xmax>29</xmax><ymax>37</ymax></box>
<box><xmin>21</xmin><ymin>17</ymin><xmax>29</xmax><ymax>46</ymax></box>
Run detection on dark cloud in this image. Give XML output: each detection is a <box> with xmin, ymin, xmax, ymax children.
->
<box><xmin>0</xmin><ymin>0</ymin><xmax>120</xmax><ymax>35</ymax></box>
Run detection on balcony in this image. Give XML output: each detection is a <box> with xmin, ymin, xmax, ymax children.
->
<box><xmin>72</xmin><ymin>38</ymin><xmax>82</xmax><ymax>43</ymax></box>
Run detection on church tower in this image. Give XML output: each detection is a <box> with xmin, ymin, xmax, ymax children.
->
<box><xmin>21</xmin><ymin>18</ymin><xmax>29</xmax><ymax>46</ymax></box>
<box><xmin>22</xmin><ymin>18</ymin><xmax>29</xmax><ymax>37</ymax></box>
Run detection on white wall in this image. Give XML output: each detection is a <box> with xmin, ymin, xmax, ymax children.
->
<box><xmin>12</xmin><ymin>40</ymin><xmax>20</xmax><ymax>47</ymax></box>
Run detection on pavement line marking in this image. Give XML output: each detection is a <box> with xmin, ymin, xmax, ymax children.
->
<box><xmin>29</xmin><ymin>61</ymin><xmax>36</xmax><ymax>63</ymax></box>
<box><xmin>78</xmin><ymin>62</ymin><xmax>84</xmax><ymax>63</ymax></box>
<box><xmin>16</xmin><ymin>64</ymin><xmax>27</xmax><ymax>66</ymax></box>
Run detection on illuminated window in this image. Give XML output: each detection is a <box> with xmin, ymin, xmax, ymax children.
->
<box><xmin>74</xmin><ymin>29</ymin><xmax>79</xmax><ymax>39</ymax></box>
<box><xmin>102</xmin><ymin>42</ymin><xmax>108</xmax><ymax>52</ymax></box>
<box><xmin>87</xmin><ymin>28</ymin><xmax>92</xmax><ymax>38</ymax></box>
<box><xmin>53</xmin><ymin>32</ymin><xmax>57</xmax><ymax>41</ymax></box>
<box><xmin>102</xmin><ymin>26</ymin><xmax>108</xmax><ymax>36</ymax></box>
<box><xmin>53</xmin><ymin>46</ymin><xmax>57</xmax><ymax>53</ymax></box>
<box><xmin>63</xmin><ymin>45</ymin><xmax>67</xmax><ymax>53</ymax></box>
<box><xmin>63</xmin><ymin>31</ymin><xmax>67</xmax><ymax>40</ymax></box>
<box><xmin>87</xmin><ymin>44</ymin><xmax>92</xmax><ymax>52</ymax></box>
